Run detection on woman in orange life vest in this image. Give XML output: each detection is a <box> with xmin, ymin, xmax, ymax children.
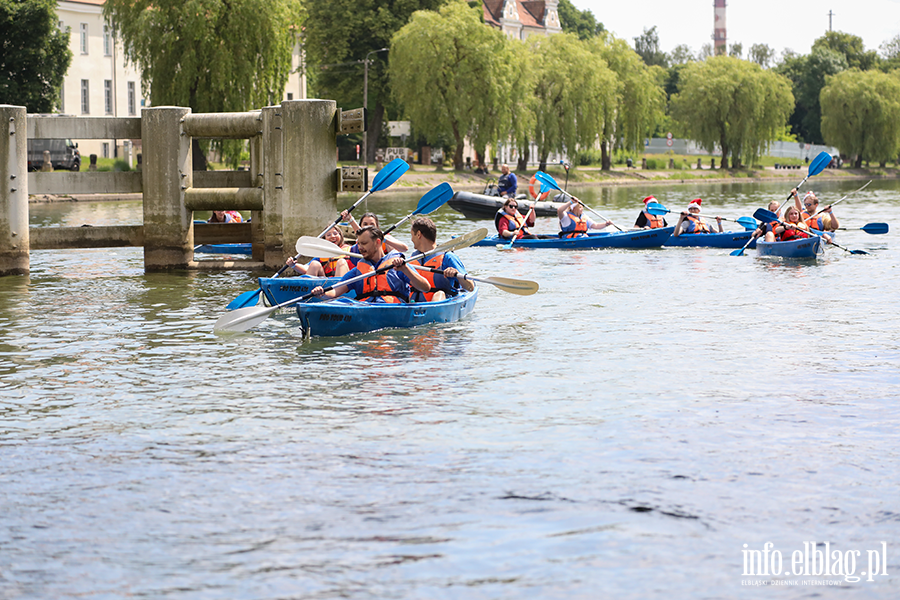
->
<box><xmin>766</xmin><ymin>205</ymin><xmax>833</xmax><ymax>244</ymax></box>
<box><xmin>285</xmin><ymin>225</ymin><xmax>350</xmax><ymax>277</ymax></box>
<box><xmin>407</xmin><ymin>216</ymin><xmax>474</xmax><ymax>302</ymax></box>
<box><xmin>557</xmin><ymin>196</ymin><xmax>612</xmax><ymax>238</ymax></box>
<box><xmin>751</xmin><ymin>200</ymin><xmax>782</xmax><ymax>243</ymax></box>
<box><xmin>792</xmin><ymin>189</ymin><xmax>840</xmax><ymax>231</ymax></box>
<box><xmin>208</xmin><ymin>210</ymin><xmax>243</xmax><ymax>223</ymax></box>
<box><xmin>673</xmin><ymin>198</ymin><xmax>723</xmax><ymax>236</ymax></box>
<box><xmin>495</xmin><ymin>197</ymin><xmax>537</xmax><ymax>239</ymax></box>
<box><xmin>310</xmin><ymin>226</ymin><xmax>431</xmax><ymax>304</ymax></box>
<box><xmin>633</xmin><ymin>195</ymin><xmax>668</xmax><ymax>229</ymax></box>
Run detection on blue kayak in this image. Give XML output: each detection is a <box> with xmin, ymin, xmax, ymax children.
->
<box><xmin>471</xmin><ymin>226</ymin><xmax>674</xmax><ymax>249</ymax></box>
<box><xmin>295</xmin><ymin>289</ymin><xmax>478</xmax><ymax>337</ymax></box>
<box><xmin>258</xmin><ymin>275</ymin><xmax>345</xmax><ymax>306</ymax></box>
<box><xmin>664</xmin><ymin>230</ymin><xmax>757</xmax><ymax>249</ymax></box>
<box><xmin>756</xmin><ymin>236</ymin><xmax>823</xmax><ymax>259</ymax></box>
<box><xmin>195</xmin><ymin>243</ymin><xmax>252</xmax><ymax>255</ymax></box>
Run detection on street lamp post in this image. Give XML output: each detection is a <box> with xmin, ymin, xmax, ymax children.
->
<box><xmin>362</xmin><ymin>47</ymin><xmax>389</xmax><ymax>167</ymax></box>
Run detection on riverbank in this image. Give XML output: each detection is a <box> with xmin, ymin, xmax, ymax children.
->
<box><xmin>28</xmin><ymin>163</ymin><xmax>899</xmax><ymax>203</ymax></box>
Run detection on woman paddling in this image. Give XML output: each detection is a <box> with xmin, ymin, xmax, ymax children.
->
<box><xmin>285</xmin><ymin>225</ymin><xmax>350</xmax><ymax>277</ymax></box>
<box><xmin>673</xmin><ymin>199</ymin><xmax>723</xmax><ymax>236</ymax></box>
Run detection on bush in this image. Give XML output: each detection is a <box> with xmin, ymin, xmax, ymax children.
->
<box><xmin>575</xmin><ymin>149</ymin><xmax>602</xmax><ymax>166</ymax></box>
<box><xmin>113</xmin><ymin>159</ymin><xmax>131</xmax><ymax>172</ymax></box>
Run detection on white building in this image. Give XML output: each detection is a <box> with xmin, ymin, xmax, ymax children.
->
<box><xmin>55</xmin><ymin>0</ymin><xmax>306</xmax><ymax>162</ymax></box>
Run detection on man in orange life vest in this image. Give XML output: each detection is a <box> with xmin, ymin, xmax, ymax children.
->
<box><xmin>633</xmin><ymin>195</ymin><xmax>668</xmax><ymax>229</ymax></box>
<box><xmin>310</xmin><ymin>226</ymin><xmax>431</xmax><ymax>303</ymax></box>
<box><xmin>792</xmin><ymin>189</ymin><xmax>839</xmax><ymax>231</ymax></box>
<box><xmin>673</xmin><ymin>198</ymin><xmax>723</xmax><ymax>236</ymax></box>
<box><xmin>496</xmin><ymin>197</ymin><xmax>537</xmax><ymax>239</ymax></box>
<box><xmin>557</xmin><ymin>196</ymin><xmax>612</xmax><ymax>238</ymax></box>
<box><xmin>407</xmin><ymin>217</ymin><xmax>474</xmax><ymax>302</ymax></box>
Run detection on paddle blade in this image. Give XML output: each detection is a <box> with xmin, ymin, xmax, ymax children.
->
<box><xmin>370</xmin><ymin>158</ymin><xmax>409</xmax><ymax>192</ymax></box>
<box><xmin>729</xmin><ymin>248</ymin><xmax>746</xmax><ymax>257</ymax></box>
<box><xmin>753</xmin><ymin>208</ymin><xmax>779</xmax><ymax>223</ymax></box>
<box><xmin>861</xmin><ymin>222</ymin><xmax>889</xmax><ymax>235</ymax></box>
<box><xmin>736</xmin><ymin>216</ymin><xmax>758</xmax><ymax>230</ymax></box>
<box><xmin>438</xmin><ymin>228</ymin><xmax>488</xmax><ymax>254</ymax></box>
<box><xmin>295</xmin><ymin>236</ymin><xmax>359</xmax><ymax>258</ymax></box>
<box><xmin>413</xmin><ymin>182</ymin><xmax>454</xmax><ymax>215</ymax></box>
<box><xmin>214</xmin><ymin>305</ymin><xmax>279</xmax><ymax>333</ymax></box>
<box><xmin>476</xmin><ymin>275</ymin><xmax>539</xmax><ymax>295</ymax></box>
<box><xmin>534</xmin><ymin>171</ymin><xmax>562</xmax><ymax>193</ymax></box>
<box><xmin>850</xmin><ymin>249</ymin><xmax>870</xmax><ymax>255</ymax></box>
<box><xmin>808</xmin><ymin>151</ymin><xmax>833</xmax><ymax>177</ymax></box>
<box><xmin>226</xmin><ymin>288</ymin><xmax>262</xmax><ymax>310</ymax></box>
<box><xmin>646</xmin><ymin>202</ymin><xmax>669</xmax><ymax>216</ymax></box>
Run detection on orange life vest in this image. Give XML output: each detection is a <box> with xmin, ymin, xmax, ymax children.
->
<box><xmin>644</xmin><ymin>212</ymin><xmax>665</xmax><ymax>229</ymax></box>
<box><xmin>497</xmin><ymin>211</ymin><xmax>531</xmax><ymax>239</ymax></box>
<box><xmin>684</xmin><ymin>215</ymin><xmax>711</xmax><ymax>234</ymax></box>
<box><xmin>318</xmin><ymin>247</ymin><xmax>349</xmax><ymax>277</ymax></box>
<box><xmin>778</xmin><ymin>223</ymin><xmax>810</xmax><ymax>241</ymax></box>
<box><xmin>560</xmin><ymin>212</ymin><xmax>589</xmax><ymax>238</ymax></box>
<box><xmin>225</xmin><ymin>210</ymin><xmax>243</xmax><ymax>223</ymax></box>
<box><xmin>410</xmin><ymin>254</ymin><xmax>447</xmax><ymax>302</ymax></box>
<box><xmin>356</xmin><ymin>260</ymin><xmax>407</xmax><ymax>303</ymax></box>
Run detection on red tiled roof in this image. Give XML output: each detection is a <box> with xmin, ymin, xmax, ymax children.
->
<box><xmin>519</xmin><ymin>1</ymin><xmax>545</xmax><ymax>27</ymax></box>
<box><xmin>483</xmin><ymin>0</ymin><xmax>504</xmax><ymax>27</ymax></box>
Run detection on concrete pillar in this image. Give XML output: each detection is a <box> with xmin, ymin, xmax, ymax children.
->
<box><xmin>248</xmin><ymin>113</ymin><xmax>265</xmax><ymax>262</ymax></box>
<box><xmin>142</xmin><ymin>106</ymin><xmax>192</xmax><ymax>271</ymax></box>
<box><xmin>0</xmin><ymin>105</ymin><xmax>29</xmax><ymax>276</ymax></box>
<box><xmin>280</xmin><ymin>100</ymin><xmax>337</xmax><ymax>265</ymax></box>
<box><xmin>261</xmin><ymin>105</ymin><xmax>284</xmax><ymax>270</ymax></box>
<box><xmin>41</xmin><ymin>150</ymin><xmax>52</xmax><ymax>171</ymax></box>
<box><xmin>697</xmin><ymin>158</ymin><xmax>702</xmax><ymax>169</ymax></box>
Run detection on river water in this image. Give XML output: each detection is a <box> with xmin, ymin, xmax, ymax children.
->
<box><xmin>2</xmin><ymin>178</ymin><xmax>899</xmax><ymax>598</ymax></box>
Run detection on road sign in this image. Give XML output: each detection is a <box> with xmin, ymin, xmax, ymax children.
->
<box><xmin>666</xmin><ymin>132</ymin><xmax>673</xmax><ymax>140</ymax></box>
<box><xmin>666</xmin><ymin>139</ymin><xmax>674</xmax><ymax>147</ymax></box>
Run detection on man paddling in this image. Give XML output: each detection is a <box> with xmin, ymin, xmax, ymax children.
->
<box><xmin>751</xmin><ymin>201</ymin><xmax>781</xmax><ymax>242</ymax></box>
<box><xmin>673</xmin><ymin>199</ymin><xmax>723</xmax><ymax>236</ymax></box>
<box><xmin>310</xmin><ymin>226</ymin><xmax>430</xmax><ymax>303</ymax></box>
<box><xmin>792</xmin><ymin>189</ymin><xmax>840</xmax><ymax>231</ymax></box>
<box><xmin>557</xmin><ymin>197</ymin><xmax>612</xmax><ymax>238</ymax></box>
<box><xmin>633</xmin><ymin>196</ymin><xmax>668</xmax><ymax>229</ymax></box>
<box><xmin>407</xmin><ymin>217</ymin><xmax>474</xmax><ymax>302</ymax></box>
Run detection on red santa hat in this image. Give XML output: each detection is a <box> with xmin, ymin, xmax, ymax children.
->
<box><xmin>642</xmin><ymin>195</ymin><xmax>657</xmax><ymax>204</ymax></box>
<box><xmin>687</xmin><ymin>198</ymin><xmax>702</xmax><ymax>211</ymax></box>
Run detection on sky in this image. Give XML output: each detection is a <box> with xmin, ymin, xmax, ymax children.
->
<box><xmin>572</xmin><ymin>0</ymin><xmax>900</xmax><ymax>58</ymax></box>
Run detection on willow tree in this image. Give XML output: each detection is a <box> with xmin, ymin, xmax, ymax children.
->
<box><xmin>390</xmin><ymin>1</ymin><xmax>515</xmax><ymax>170</ymax></box>
<box><xmin>670</xmin><ymin>56</ymin><xmax>793</xmax><ymax>168</ymax></box>
<box><xmin>103</xmin><ymin>0</ymin><xmax>303</xmax><ymax>168</ymax></box>
<box><xmin>821</xmin><ymin>69</ymin><xmax>900</xmax><ymax>167</ymax></box>
<box><xmin>589</xmin><ymin>34</ymin><xmax>665</xmax><ymax>170</ymax></box>
<box><xmin>529</xmin><ymin>33</ymin><xmax>616</xmax><ymax>171</ymax></box>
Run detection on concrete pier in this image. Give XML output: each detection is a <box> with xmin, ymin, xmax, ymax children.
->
<box><xmin>0</xmin><ymin>106</ymin><xmax>29</xmax><ymax>276</ymax></box>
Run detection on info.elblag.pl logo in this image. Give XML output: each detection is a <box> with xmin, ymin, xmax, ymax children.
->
<box><xmin>742</xmin><ymin>542</ymin><xmax>889</xmax><ymax>584</ymax></box>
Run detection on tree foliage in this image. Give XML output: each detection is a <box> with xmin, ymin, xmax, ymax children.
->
<box><xmin>671</xmin><ymin>56</ymin><xmax>794</xmax><ymax>168</ymax></box>
<box><xmin>668</xmin><ymin>44</ymin><xmax>695</xmax><ymax>66</ymax></box>
<box><xmin>775</xmin><ymin>48</ymin><xmax>847</xmax><ymax>144</ymax></box>
<box><xmin>820</xmin><ymin>69</ymin><xmax>900</xmax><ymax>167</ymax></box>
<box><xmin>634</xmin><ymin>26</ymin><xmax>667</xmax><ymax>68</ymax></box>
<box><xmin>0</xmin><ymin>0</ymin><xmax>71</xmax><ymax>112</ymax></box>
<box><xmin>748</xmin><ymin>43</ymin><xmax>776</xmax><ymax>69</ymax></box>
<box><xmin>390</xmin><ymin>1</ymin><xmax>514</xmax><ymax>170</ymax></box>
<box><xmin>304</xmin><ymin>0</ymin><xmax>447</xmax><ymax>163</ymax></box>
<box><xmin>812</xmin><ymin>31</ymin><xmax>879</xmax><ymax>71</ymax></box>
<box><xmin>557</xmin><ymin>0</ymin><xmax>604</xmax><ymax>40</ymax></box>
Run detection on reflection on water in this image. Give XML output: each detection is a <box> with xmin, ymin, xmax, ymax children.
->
<box><xmin>2</xmin><ymin>181</ymin><xmax>900</xmax><ymax>597</ymax></box>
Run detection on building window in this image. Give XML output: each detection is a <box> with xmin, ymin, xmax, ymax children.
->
<box><xmin>104</xmin><ymin>80</ymin><xmax>113</xmax><ymax>115</ymax></box>
<box><xmin>80</xmin><ymin>80</ymin><xmax>89</xmax><ymax>114</ymax></box>
<box><xmin>287</xmin><ymin>93</ymin><xmax>293</xmax><ymax>101</ymax></box>
<box><xmin>103</xmin><ymin>25</ymin><xmax>112</xmax><ymax>56</ymax></box>
<box><xmin>80</xmin><ymin>23</ymin><xmax>88</xmax><ymax>54</ymax></box>
<box><xmin>102</xmin><ymin>143</ymin><xmax>110</xmax><ymax>159</ymax></box>
<box><xmin>127</xmin><ymin>82</ymin><xmax>136</xmax><ymax>115</ymax></box>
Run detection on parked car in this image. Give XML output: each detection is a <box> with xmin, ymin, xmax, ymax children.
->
<box><xmin>27</xmin><ymin>138</ymin><xmax>81</xmax><ymax>172</ymax></box>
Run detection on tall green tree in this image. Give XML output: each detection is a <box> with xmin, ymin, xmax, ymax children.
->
<box><xmin>748</xmin><ymin>43</ymin><xmax>776</xmax><ymax>69</ymax></box>
<box><xmin>668</xmin><ymin>44</ymin><xmax>695</xmax><ymax>66</ymax></box>
<box><xmin>821</xmin><ymin>69</ymin><xmax>900</xmax><ymax>167</ymax></box>
<box><xmin>671</xmin><ymin>56</ymin><xmax>793</xmax><ymax>168</ymax></box>
<box><xmin>528</xmin><ymin>33</ymin><xmax>616</xmax><ymax>171</ymax></box>
<box><xmin>775</xmin><ymin>48</ymin><xmax>847</xmax><ymax>144</ymax></box>
<box><xmin>634</xmin><ymin>26</ymin><xmax>667</xmax><ymax>68</ymax></box>
<box><xmin>0</xmin><ymin>0</ymin><xmax>71</xmax><ymax>112</ymax></box>
<box><xmin>878</xmin><ymin>34</ymin><xmax>900</xmax><ymax>71</ymax></box>
<box><xmin>589</xmin><ymin>34</ymin><xmax>665</xmax><ymax>170</ymax></box>
<box><xmin>104</xmin><ymin>0</ymin><xmax>303</xmax><ymax>168</ymax></box>
<box><xmin>557</xmin><ymin>0</ymin><xmax>604</xmax><ymax>40</ymax></box>
<box><xmin>812</xmin><ymin>31</ymin><xmax>879</xmax><ymax>71</ymax></box>
<box><xmin>390</xmin><ymin>1</ymin><xmax>514</xmax><ymax>170</ymax></box>
<box><xmin>304</xmin><ymin>0</ymin><xmax>447</xmax><ymax>164</ymax></box>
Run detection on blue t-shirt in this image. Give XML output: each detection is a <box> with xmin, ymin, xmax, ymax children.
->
<box><xmin>498</xmin><ymin>172</ymin><xmax>517</xmax><ymax>195</ymax></box>
<box><xmin>340</xmin><ymin>252</ymin><xmax>411</xmax><ymax>302</ymax></box>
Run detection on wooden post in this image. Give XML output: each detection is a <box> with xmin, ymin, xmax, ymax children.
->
<box><xmin>0</xmin><ymin>105</ymin><xmax>29</xmax><ymax>276</ymax></box>
<box><xmin>142</xmin><ymin>106</ymin><xmax>193</xmax><ymax>270</ymax></box>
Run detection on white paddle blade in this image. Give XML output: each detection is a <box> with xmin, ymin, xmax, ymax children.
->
<box><xmin>214</xmin><ymin>305</ymin><xmax>278</xmax><ymax>333</ymax></box>
<box><xmin>295</xmin><ymin>236</ymin><xmax>355</xmax><ymax>258</ymax></box>
<box><xmin>477</xmin><ymin>275</ymin><xmax>539</xmax><ymax>295</ymax></box>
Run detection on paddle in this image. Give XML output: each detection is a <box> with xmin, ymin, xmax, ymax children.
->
<box><xmin>646</xmin><ymin>203</ymin><xmax>757</xmax><ymax>230</ymax></box>
<box><xmin>381</xmin><ymin>182</ymin><xmax>453</xmax><ymax>236</ymax></box>
<box><xmin>214</xmin><ymin>228</ymin><xmax>489</xmax><ymax>332</ymax></box>
<box><xmin>534</xmin><ymin>171</ymin><xmax>624</xmax><ymax>231</ymax></box>
<box><xmin>777</xmin><ymin>151</ymin><xmax>833</xmax><ymax>213</ymax></box>
<box><xmin>294</xmin><ymin>237</ymin><xmax>538</xmax><ymax>295</ymax></box>
<box><xmin>225</xmin><ymin>158</ymin><xmax>410</xmax><ymax>310</ymax></box>
<box><xmin>730</xmin><ymin>207</ymin><xmax>776</xmax><ymax>256</ymax></box>
<box><xmin>752</xmin><ymin>209</ymin><xmax>869</xmax><ymax>255</ymax></box>
<box><xmin>834</xmin><ymin>223</ymin><xmax>889</xmax><ymax>235</ymax></box>
<box><xmin>502</xmin><ymin>198</ymin><xmax>537</xmax><ymax>250</ymax></box>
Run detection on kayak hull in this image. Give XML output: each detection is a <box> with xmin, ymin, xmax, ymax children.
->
<box><xmin>295</xmin><ymin>289</ymin><xmax>478</xmax><ymax>337</ymax></box>
<box><xmin>448</xmin><ymin>191</ymin><xmax>565</xmax><ymax>219</ymax></box>
<box><xmin>756</xmin><ymin>236</ymin><xmax>823</xmax><ymax>259</ymax></box>
<box><xmin>664</xmin><ymin>230</ymin><xmax>757</xmax><ymax>249</ymax></box>
<box><xmin>258</xmin><ymin>276</ymin><xmax>345</xmax><ymax>306</ymax></box>
<box><xmin>471</xmin><ymin>226</ymin><xmax>674</xmax><ymax>249</ymax></box>
<box><xmin>195</xmin><ymin>243</ymin><xmax>252</xmax><ymax>255</ymax></box>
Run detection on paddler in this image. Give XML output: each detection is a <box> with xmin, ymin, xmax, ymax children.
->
<box><xmin>751</xmin><ymin>200</ymin><xmax>781</xmax><ymax>242</ymax></box>
<box><xmin>496</xmin><ymin>197</ymin><xmax>536</xmax><ymax>239</ymax></box>
<box><xmin>340</xmin><ymin>210</ymin><xmax>410</xmax><ymax>253</ymax></box>
<box><xmin>208</xmin><ymin>210</ymin><xmax>243</xmax><ymax>223</ymax></box>
<box><xmin>673</xmin><ymin>198</ymin><xmax>723</xmax><ymax>236</ymax></box>
<box><xmin>557</xmin><ymin>196</ymin><xmax>612</xmax><ymax>238</ymax></box>
<box><xmin>633</xmin><ymin>195</ymin><xmax>668</xmax><ymax>229</ymax></box>
<box><xmin>407</xmin><ymin>216</ymin><xmax>474</xmax><ymax>302</ymax></box>
<box><xmin>792</xmin><ymin>189</ymin><xmax>840</xmax><ymax>231</ymax></box>
<box><xmin>310</xmin><ymin>226</ymin><xmax>430</xmax><ymax>303</ymax></box>
<box><xmin>285</xmin><ymin>225</ymin><xmax>350</xmax><ymax>277</ymax></box>
<box><xmin>766</xmin><ymin>205</ymin><xmax>832</xmax><ymax>243</ymax></box>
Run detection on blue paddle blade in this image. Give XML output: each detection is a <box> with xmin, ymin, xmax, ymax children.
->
<box><xmin>534</xmin><ymin>171</ymin><xmax>562</xmax><ymax>192</ymax></box>
<box><xmin>414</xmin><ymin>182</ymin><xmax>453</xmax><ymax>215</ymax></box>
<box><xmin>861</xmin><ymin>222</ymin><xmax>889</xmax><ymax>234</ymax></box>
<box><xmin>226</xmin><ymin>288</ymin><xmax>261</xmax><ymax>310</ymax></box>
<box><xmin>736</xmin><ymin>216</ymin><xmax>758</xmax><ymax>230</ymax></box>
<box><xmin>370</xmin><ymin>158</ymin><xmax>410</xmax><ymax>192</ymax></box>
<box><xmin>646</xmin><ymin>202</ymin><xmax>669</xmax><ymax>216</ymax></box>
<box><xmin>808</xmin><ymin>151</ymin><xmax>833</xmax><ymax>177</ymax></box>
<box><xmin>753</xmin><ymin>208</ymin><xmax>779</xmax><ymax>223</ymax></box>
